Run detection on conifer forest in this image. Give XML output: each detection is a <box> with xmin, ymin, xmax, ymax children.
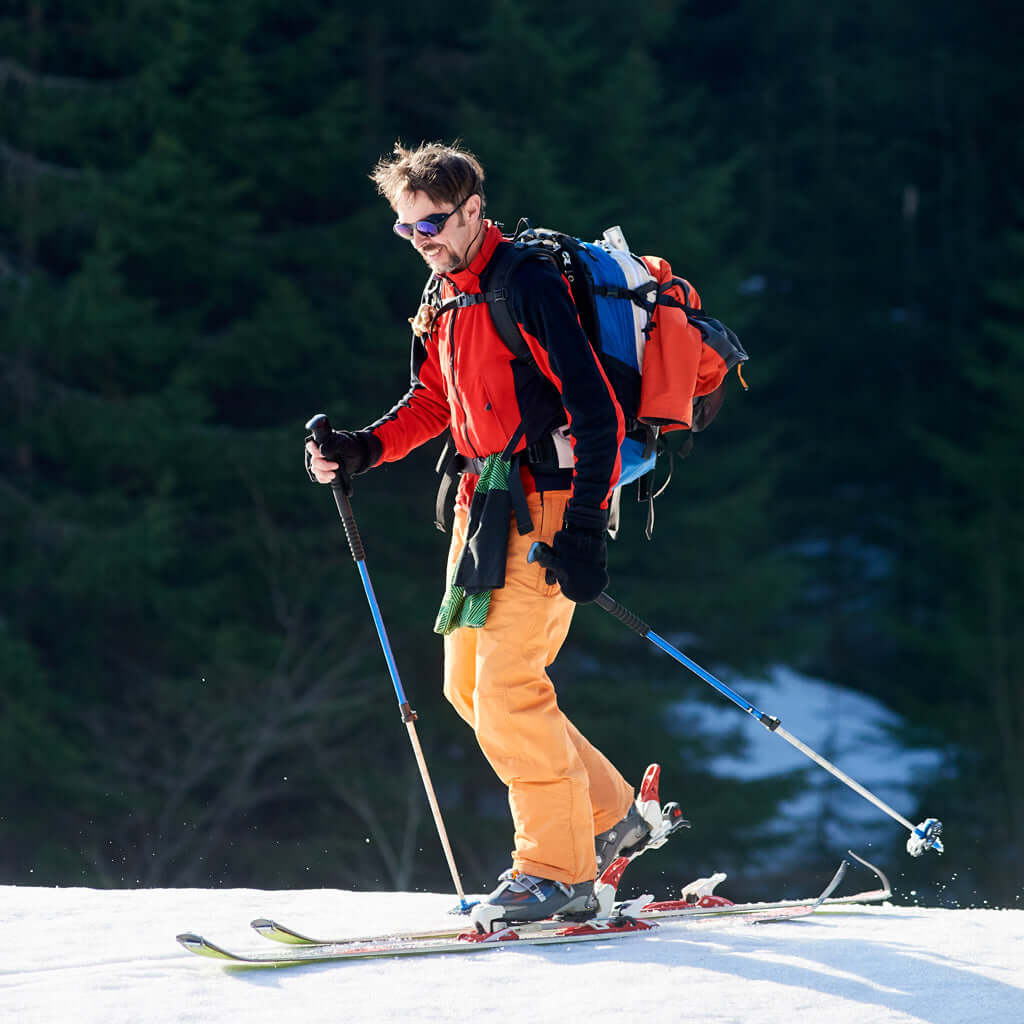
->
<box><xmin>2</xmin><ymin>2</ymin><xmax>1021</xmax><ymax>908</ymax></box>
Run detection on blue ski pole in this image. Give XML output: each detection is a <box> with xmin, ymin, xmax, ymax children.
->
<box><xmin>308</xmin><ymin>414</ymin><xmax>471</xmax><ymax>910</ymax></box>
<box><xmin>528</xmin><ymin>542</ymin><xmax>943</xmax><ymax>858</ymax></box>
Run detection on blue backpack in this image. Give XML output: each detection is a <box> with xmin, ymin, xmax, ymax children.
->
<box><xmin>476</xmin><ymin>222</ymin><xmax>748</xmax><ymax>535</ymax></box>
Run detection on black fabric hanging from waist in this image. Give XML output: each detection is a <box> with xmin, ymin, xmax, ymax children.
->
<box><xmin>434</xmin><ymin>435</ymin><xmax>572</xmax><ymax>535</ymax></box>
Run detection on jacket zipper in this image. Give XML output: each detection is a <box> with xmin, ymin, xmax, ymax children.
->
<box><xmin>445</xmin><ymin>284</ymin><xmax>480</xmax><ymax>459</ymax></box>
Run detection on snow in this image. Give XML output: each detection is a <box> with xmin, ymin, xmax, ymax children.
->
<box><xmin>3</xmin><ymin>884</ymin><xmax>1023</xmax><ymax>1024</ymax></box>
<box><xmin>672</xmin><ymin>665</ymin><xmax>946</xmax><ymax>853</ymax></box>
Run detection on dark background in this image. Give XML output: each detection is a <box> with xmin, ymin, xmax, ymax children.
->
<box><xmin>2</xmin><ymin>1</ymin><xmax>1021</xmax><ymax>908</ymax></box>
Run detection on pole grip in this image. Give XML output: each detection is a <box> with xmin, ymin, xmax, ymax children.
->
<box><xmin>527</xmin><ymin>542</ymin><xmax>654</xmax><ymax>638</ymax></box>
<box><xmin>307</xmin><ymin>413</ymin><xmax>365</xmax><ymax>562</ymax></box>
<box><xmin>595</xmin><ymin>591</ymin><xmax>651</xmax><ymax>638</ymax></box>
<box><xmin>330</xmin><ymin>482</ymin><xmax>366</xmax><ymax>563</ymax></box>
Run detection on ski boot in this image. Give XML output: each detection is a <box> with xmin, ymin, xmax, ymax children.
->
<box><xmin>469</xmin><ymin>871</ymin><xmax>596</xmax><ymax>933</ymax></box>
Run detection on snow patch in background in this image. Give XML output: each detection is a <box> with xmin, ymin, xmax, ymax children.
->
<box><xmin>671</xmin><ymin>664</ymin><xmax>945</xmax><ymax>854</ymax></box>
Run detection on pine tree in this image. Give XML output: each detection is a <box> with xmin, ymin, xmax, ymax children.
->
<box><xmin>0</xmin><ymin>0</ymin><xmax>393</xmax><ymax>887</ymax></box>
<box><xmin>900</xmin><ymin>207</ymin><xmax>1024</xmax><ymax>901</ymax></box>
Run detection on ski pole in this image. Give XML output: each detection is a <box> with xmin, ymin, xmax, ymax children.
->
<box><xmin>307</xmin><ymin>414</ymin><xmax>471</xmax><ymax>909</ymax></box>
<box><xmin>527</xmin><ymin>543</ymin><xmax>943</xmax><ymax>857</ymax></box>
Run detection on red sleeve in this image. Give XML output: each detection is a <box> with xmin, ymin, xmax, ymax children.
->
<box><xmin>365</xmin><ymin>333</ymin><xmax>451</xmax><ymax>462</ymax></box>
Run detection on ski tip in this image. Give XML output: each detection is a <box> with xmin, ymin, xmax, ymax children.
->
<box><xmin>249</xmin><ymin>918</ymin><xmax>317</xmax><ymax>945</ymax></box>
<box><xmin>845</xmin><ymin>850</ymin><xmax>893</xmax><ymax>900</ymax></box>
<box><xmin>177</xmin><ymin>932</ymin><xmax>230</xmax><ymax>961</ymax></box>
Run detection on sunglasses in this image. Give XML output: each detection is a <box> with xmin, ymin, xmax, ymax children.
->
<box><xmin>393</xmin><ymin>192</ymin><xmax>471</xmax><ymax>240</ymax></box>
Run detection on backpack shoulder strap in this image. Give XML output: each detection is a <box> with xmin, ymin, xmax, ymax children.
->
<box><xmin>425</xmin><ymin>241</ymin><xmax>554</xmax><ymax>352</ymax></box>
<box><xmin>477</xmin><ymin>240</ymin><xmax>557</xmax><ymax>370</ymax></box>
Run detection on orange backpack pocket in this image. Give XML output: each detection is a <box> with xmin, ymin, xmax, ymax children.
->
<box><xmin>637</xmin><ymin>255</ymin><xmax>746</xmax><ymax>433</ymax></box>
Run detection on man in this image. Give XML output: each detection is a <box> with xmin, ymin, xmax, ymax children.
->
<box><xmin>306</xmin><ymin>141</ymin><xmax>652</xmax><ymax>928</ymax></box>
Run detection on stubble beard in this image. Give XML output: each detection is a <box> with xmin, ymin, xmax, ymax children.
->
<box><xmin>421</xmin><ymin>244</ymin><xmax>463</xmax><ymax>274</ymax></box>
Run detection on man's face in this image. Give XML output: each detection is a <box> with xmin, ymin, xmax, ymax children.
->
<box><xmin>394</xmin><ymin>189</ymin><xmax>479</xmax><ymax>274</ymax></box>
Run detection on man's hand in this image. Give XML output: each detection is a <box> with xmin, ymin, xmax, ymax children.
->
<box><xmin>531</xmin><ymin>506</ymin><xmax>609</xmax><ymax>604</ymax></box>
<box><xmin>304</xmin><ymin>430</ymin><xmax>380</xmax><ymax>484</ymax></box>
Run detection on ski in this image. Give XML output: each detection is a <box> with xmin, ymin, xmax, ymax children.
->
<box><xmin>249</xmin><ymin>850</ymin><xmax>889</xmax><ymax>949</ymax></box>
<box><xmin>177</xmin><ymin>858</ymin><xmax>862</xmax><ymax>968</ymax></box>
<box><xmin>252</xmin><ymin>761</ymin><xmax>692</xmax><ymax>948</ymax></box>
<box><xmin>179</xmin><ymin>901</ymin><xmax>812</xmax><ymax>968</ymax></box>
<box><xmin>178</xmin><ymin>916</ymin><xmax>659</xmax><ymax>966</ymax></box>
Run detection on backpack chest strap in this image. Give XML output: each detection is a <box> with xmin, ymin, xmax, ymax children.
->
<box><xmin>434</xmin><ymin>288</ymin><xmax>509</xmax><ymax>320</ymax></box>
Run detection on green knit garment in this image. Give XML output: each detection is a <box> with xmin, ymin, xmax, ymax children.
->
<box><xmin>433</xmin><ymin>454</ymin><xmax>510</xmax><ymax>635</ymax></box>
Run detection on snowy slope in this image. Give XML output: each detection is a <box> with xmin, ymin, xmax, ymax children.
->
<box><xmin>2</xmin><ymin>884</ymin><xmax>1022</xmax><ymax>1024</ymax></box>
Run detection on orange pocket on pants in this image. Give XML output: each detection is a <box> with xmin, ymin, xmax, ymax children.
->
<box><xmin>498</xmin><ymin>490</ymin><xmax>568</xmax><ymax>598</ymax></box>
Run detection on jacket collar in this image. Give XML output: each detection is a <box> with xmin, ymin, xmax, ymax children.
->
<box><xmin>444</xmin><ymin>221</ymin><xmax>504</xmax><ymax>294</ymax></box>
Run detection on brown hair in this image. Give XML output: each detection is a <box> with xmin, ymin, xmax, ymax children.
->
<box><xmin>370</xmin><ymin>140</ymin><xmax>486</xmax><ymax>211</ymax></box>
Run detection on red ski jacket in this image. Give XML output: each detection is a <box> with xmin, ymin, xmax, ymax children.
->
<box><xmin>366</xmin><ymin>222</ymin><xmax>624</xmax><ymax>514</ymax></box>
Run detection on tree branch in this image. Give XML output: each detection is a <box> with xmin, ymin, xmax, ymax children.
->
<box><xmin>1</xmin><ymin>139</ymin><xmax>83</xmax><ymax>180</ymax></box>
<box><xmin>0</xmin><ymin>57</ymin><xmax>115</xmax><ymax>91</ymax></box>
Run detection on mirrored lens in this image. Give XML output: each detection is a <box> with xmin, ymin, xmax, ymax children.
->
<box><xmin>393</xmin><ymin>207</ymin><xmax>454</xmax><ymax>240</ymax></box>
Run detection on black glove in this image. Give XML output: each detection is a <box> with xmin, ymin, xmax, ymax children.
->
<box><xmin>535</xmin><ymin>506</ymin><xmax>609</xmax><ymax>604</ymax></box>
<box><xmin>305</xmin><ymin>429</ymin><xmax>382</xmax><ymax>483</ymax></box>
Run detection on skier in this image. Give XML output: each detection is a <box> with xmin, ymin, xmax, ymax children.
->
<box><xmin>306</xmin><ymin>141</ymin><xmax>653</xmax><ymax>925</ymax></box>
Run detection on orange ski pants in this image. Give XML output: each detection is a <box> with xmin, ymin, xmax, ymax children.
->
<box><xmin>443</xmin><ymin>489</ymin><xmax>634</xmax><ymax>885</ymax></box>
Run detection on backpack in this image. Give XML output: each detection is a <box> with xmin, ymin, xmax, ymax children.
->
<box><xmin>478</xmin><ymin>222</ymin><xmax>748</xmax><ymax>537</ymax></box>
